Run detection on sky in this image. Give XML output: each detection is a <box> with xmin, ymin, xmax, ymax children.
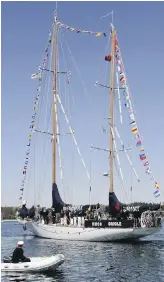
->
<box><xmin>1</xmin><ymin>1</ymin><xmax>164</xmax><ymax>208</ymax></box>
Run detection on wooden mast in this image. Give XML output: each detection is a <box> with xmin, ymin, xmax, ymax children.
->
<box><xmin>109</xmin><ymin>25</ymin><xmax>115</xmax><ymax>193</ymax></box>
<box><xmin>52</xmin><ymin>13</ymin><xmax>57</xmax><ymax>186</ymax></box>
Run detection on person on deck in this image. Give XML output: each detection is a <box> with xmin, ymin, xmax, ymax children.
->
<box><xmin>29</xmin><ymin>205</ymin><xmax>35</xmax><ymax>219</ymax></box>
<box><xmin>12</xmin><ymin>241</ymin><xmax>31</xmax><ymax>263</ymax></box>
<box><xmin>66</xmin><ymin>208</ymin><xmax>70</xmax><ymax>225</ymax></box>
<box><xmin>19</xmin><ymin>200</ymin><xmax>29</xmax><ymax>219</ymax></box>
<box><xmin>52</xmin><ymin>208</ymin><xmax>56</xmax><ymax>224</ymax></box>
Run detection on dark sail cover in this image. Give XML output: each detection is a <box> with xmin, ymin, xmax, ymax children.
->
<box><xmin>19</xmin><ymin>206</ymin><xmax>29</xmax><ymax>218</ymax></box>
<box><xmin>109</xmin><ymin>192</ymin><xmax>122</xmax><ymax>215</ymax></box>
<box><xmin>52</xmin><ymin>183</ymin><xmax>65</xmax><ymax>212</ymax></box>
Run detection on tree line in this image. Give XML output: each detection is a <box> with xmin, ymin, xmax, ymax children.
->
<box><xmin>1</xmin><ymin>207</ymin><xmax>18</xmax><ymax>220</ymax></box>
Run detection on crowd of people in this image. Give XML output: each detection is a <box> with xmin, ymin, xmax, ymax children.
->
<box><xmin>18</xmin><ymin>201</ymin><xmax>161</xmax><ymax>227</ymax></box>
<box><xmin>17</xmin><ymin>201</ymin><xmax>103</xmax><ymax>225</ymax></box>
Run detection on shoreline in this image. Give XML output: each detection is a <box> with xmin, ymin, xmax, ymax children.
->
<box><xmin>1</xmin><ymin>219</ymin><xmax>17</xmax><ymax>222</ymax></box>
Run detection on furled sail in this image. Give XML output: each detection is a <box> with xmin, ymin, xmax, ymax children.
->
<box><xmin>109</xmin><ymin>192</ymin><xmax>122</xmax><ymax>216</ymax></box>
<box><xmin>52</xmin><ymin>183</ymin><xmax>65</xmax><ymax>212</ymax></box>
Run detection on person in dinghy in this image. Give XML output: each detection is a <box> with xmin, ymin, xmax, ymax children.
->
<box><xmin>12</xmin><ymin>241</ymin><xmax>31</xmax><ymax>263</ymax></box>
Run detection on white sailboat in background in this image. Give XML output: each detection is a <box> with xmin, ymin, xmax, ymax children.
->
<box><xmin>17</xmin><ymin>11</ymin><xmax>162</xmax><ymax>241</ymax></box>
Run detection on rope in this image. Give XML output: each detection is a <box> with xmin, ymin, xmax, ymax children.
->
<box><xmin>36</xmin><ymin>30</ymin><xmax>54</xmax><ymax>204</ymax></box>
<box><xmin>114</xmin><ymin>126</ymin><xmax>140</xmax><ymax>182</ymax></box>
<box><xmin>58</xmin><ymin>31</ymin><xmax>75</xmax><ymax>108</ymax></box>
<box><xmin>114</xmin><ymin>26</ymin><xmax>160</xmax><ymax>197</ymax></box>
<box><xmin>19</xmin><ymin>29</ymin><xmax>53</xmax><ymax>204</ymax></box>
<box><xmin>113</xmin><ymin>155</ymin><xmax>129</xmax><ymax>203</ymax></box>
<box><xmin>62</xmin><ymin>32</ymin><xmax>92</xmax><ymax>105</ymax></box>
<box><xmin>57</xmin><ymin>94</ymin><xmax>91</xmax><ymax>181</ymax></box>
<box><xmin>56</xmin><ymin>108</ymin><xmax>63</xmax><ymax>181</ymax></box>
<box><xmin>57</xmin><ymin>21</ymin><xmax>106</xmax><ymax>37</ymax></box>
<box><xmin>56</xmin><ymin>44</ymin><xmax>66</xmax><ymax>202</ymax></box>
<box><xmin>116</xmin><ymin>71</ymin><xmax>123</xmax><ymax>124</ymax></box>
<box><xmin>111</xmin><ymin>127</ymin><xmax>123</xmax><ymax>181</ymax></box>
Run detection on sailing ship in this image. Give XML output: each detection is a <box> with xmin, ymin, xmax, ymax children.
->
<box><xmin>17</xmin><ymin>12</ymin><xmax>162</xmax><ymax>241</ymax></box>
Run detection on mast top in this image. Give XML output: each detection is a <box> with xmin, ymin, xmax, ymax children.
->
<box><xmin>110</xmin><ymin>23</ymin><xmax>115</xmax><ymax>32</ymax></box>
<box><xmin>54</xmin><ymin>9</ymin><xmax>57</xmax><ymax>23</ymax></box>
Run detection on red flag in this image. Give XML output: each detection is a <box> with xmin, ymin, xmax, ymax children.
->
<box><xmin>105</xmin><ymin>54</ymin><xmax>111</xmax><ymax>62</ymax></box>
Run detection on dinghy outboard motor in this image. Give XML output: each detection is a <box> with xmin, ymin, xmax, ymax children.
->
<box><xmin>109</xmin><ymin>192</ymin><xmax>122</xmax><ymax>216</ymax></box>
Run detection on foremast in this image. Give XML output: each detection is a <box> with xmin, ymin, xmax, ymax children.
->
<box><xmin>51</xmin><ymin>12</ymin><xmax>60</xmax><ymax>210</ymax></box>
<box><xmin>52</xmin><ymin>13</ymin><xmax>57</xmax><ymax>187</ymax></box>
<box><xmin>109</xmin><ymin>24</ymin><xmax>115</xmax><ymax>193</ymax></box>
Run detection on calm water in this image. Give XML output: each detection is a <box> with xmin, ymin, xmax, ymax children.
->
<box><xmin>1</xmin><ymin>221</ymin><xmax>164</xmax><ymax>282</ymax></box>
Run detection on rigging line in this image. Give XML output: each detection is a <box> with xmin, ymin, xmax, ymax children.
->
<box><xmin>115</xmin><ymin>28</ymin><xmax>140</xmax><ymax>130</ymax></box>
<box><xmin>114</xmin><ymin>125</ymin><xmax>140</xmax><ymax>182</ymax></box>
<box><xmin>129</xmin><ymin>136</ymin><xmax>133</xmax><ymax>204</ymax></box>
<box><xmin>115</xmin><ymin>31</ymin><xmax>155</xmax><ymax>179</ymax></box>
<box><xmin>58</xmin><ymin>30</ymin><xmax>70</xmax><ymax>120</ymax></box>
<box><xmin>39</xmin><ymin>24</ymin><xmax>53</xmax><ymax>71</ymax></box>
<box><xmin>56</xmin><ymin>36</ymin><xmax>67</xmax><ymax>202</ymax></box>
<box><xmin>36</xmin><ymin>32</ymin><xmax>55</xmax><ymax>203</ymax></box>
<box><xmin>33</xmin><ymin>135</ymin><xmax>36</xmax><ymax>205</ymax></box>
<box><xmin>71</xmin><ymin>150</ymin><xmax>75</xmax><ymax>206</ymax></box>
<box><xmin>56</xmin><ymin>101</ymin><xmax>66</xmax><ymax>201</ymax></box>
<box><xmin>116</xmin><ymin>71</ymin><xmax>123</xmax><ymax>124</ymax></box>
<box><xmin>34</xmin><ymin>29</ymin><xmax>53</xmax><ymax>130</ymax></box>
<box><xmin>113</xmin><ymin>155</ymin><xmax>129</xmax><ymax>203</ymax></box>
<box><xmin>58</xmin><ymin>30</ymin><xmax>75</xmax><ymax>108</ymax></box>
<box><xmin>35</xmin><ymin>78</ymin><xmax>50</xmax><ymax>194</ymax></box>
<box><xmin>100</xmin><ymin>38</ymin><xmax>110</xmax><ymax>81</ymax></box>
<box><xmin>111</xmin><ymin>127</ymin><xmax>124</xmax><ymax>181</ymax></box>
<box><xmin>100</xmin><ymin>11</ymin><xmax>114</xmax><ymax>23</ymax></box>
<box><xmin>115</xmin><ymin>30</ymin><xmax>137</xmax><ymax>116</ymax></box>
<box><xmin>61</xmin><ymin>28</ymin><xmax>108</xmax><ymax>140</ymax></box>
<box><xmin>36</xmin><ymin>112</ymin><xmax>53</xmax><ymax>203</ymax></box>
<box><xmin>19</xmin><ymin>27</ymin><xmax>54</xmax><ymax>202</ymax></box>
<box><xmin>96</xmin><ymin>13</ymin><xmax>111</xmax><ymax>87</ymax></box>
<box><xmin>42</xmin><ymin>36</ymin><xmax>54</xmax><ymax>131</ymax></box>
<box><xmin>26</xmin><ymin>62</ymin><xmax>52</xmax><ymax>202</ymax></box>
<box><xmin>89</xmin><ymin>146</ymin><xmax>92</xmax><ymax>206</ymax></box>
<box><xmin>96</xmin><ymin>35</ymin><xmax>110</xmax><ymax>87</ymax></box>
<box><xmin>57</xmin><ymin>93</ymin><xmax>91</xmax><ymax>181</ymax></box>
<box><xmin>62</xmin><ymin>31</ymin><xmax>92</xmax><ymax>105</ymax></box>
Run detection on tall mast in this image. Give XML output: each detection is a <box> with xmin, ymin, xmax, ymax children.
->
<box><xmin>52</xmin><ymin>13</ymin><xmax>57</xmax><ymax>185</ymax></box>
<box><xmin>109</xmin><ymin>25</ymin><xmax>115</xmax><ymax>193</ymax></box>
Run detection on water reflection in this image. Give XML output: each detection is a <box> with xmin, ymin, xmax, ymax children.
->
<box><xmin>1</xmin><ymin>269</ymin><xmax>66</xmax><ymax>282</ymax></box>
<box><xmin>1</xmin><ymin>222</ymin><xmax>164</xmax><ymax>282</ymax></box>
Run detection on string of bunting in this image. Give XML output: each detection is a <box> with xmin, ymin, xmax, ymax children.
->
<box><xmin>57</xmin><ymin>21</ymin><xmax>106</xmax><ymax>38</ymax></box>
<box><xmin>19</xmin><ymin>30</ymin><xmax>53</xmax><ymax>202</ymax></box>
<box><xmin>105</xmin><ymin>28</ymin><xmax>160</xmax><ymax>198</ymax></box>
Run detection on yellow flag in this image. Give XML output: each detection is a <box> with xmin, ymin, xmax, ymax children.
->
<box><xmin>96</xmin><ymin>32</ymin><xmax>102</xmax><ymax>37</ymax></box>
<box><xmin>132</xmin><ymin>127</ymin><xmax>138</xmax><ymax>134</ymax></box>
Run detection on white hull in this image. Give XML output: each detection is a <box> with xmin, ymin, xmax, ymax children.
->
<box><xmin>17</xmin><ymin>218</ymin><xmax>34</xmax><ymax>233</ymax></box>
<box><xmin>30</xmin><ymin>222</ymin><xmax>160</xmax><ymax>242</ymax></box>
<box><xmin>17</xmin><ymin>218</ymin><xmax>32</xmax><ymax>224</ymax></box>
<box><xmin>1</xmin><ymin>254</ymin><xmax>64</xmax><ymax>273</ymax></box>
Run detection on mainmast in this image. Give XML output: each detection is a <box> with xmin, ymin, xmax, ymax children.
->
<box><xmin>109</xmin><ymin>25</ymin><xmax>115</xmax><ymax>193</ymax></box>
<box><xmin>52</xmin><ymin>13</ymin><xmax>57</xmax><ymax>186</ymax></box>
